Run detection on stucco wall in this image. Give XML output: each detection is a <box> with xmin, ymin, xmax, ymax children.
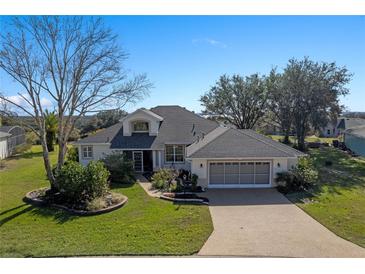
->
<box><xmin>122</xmin><ymin>112</ymin><xmax>160</xmax><ymax>136</ymax></box>
<box><xmin>78</xmin><ymin>144</ymin><xmax>111</xmax><ymax>165</ymax></box>
<box><xmin>345</xmin><ymin>134</ymin><xmax>365</xmax><ymax>156</ymax></box>
<box><xmin>191</xmin><ymin>157</ymin><xmax>297</xmax><ymax>189</ymax></box>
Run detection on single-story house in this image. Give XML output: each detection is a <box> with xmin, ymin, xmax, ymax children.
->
<box><xmin>74</xmin><ymin>105</ymin><xmax>305</xmax><ymax>189</ymax></box>
<box><xmin>0</xmin><ymin>126</ymin><xmax>26</xmax><ymax>159</ymax></box>
<box><xmin>344</xmin><ymin>126</ymin><xmax>365</xmax><ymax>157</ymax></box>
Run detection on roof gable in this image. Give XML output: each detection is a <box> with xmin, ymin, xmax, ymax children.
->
<box><xmin>187</xmin><ymin>128</ymin><xmax>305</xmax><ymax>158</ymax></box>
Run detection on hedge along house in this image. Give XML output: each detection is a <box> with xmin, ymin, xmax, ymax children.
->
<box><xmin>344</xmin><ymin>126</ymin><xmax>365</xmax><ymax>157</ymax></box>
<box><xmin>74</xmin><ymin>105</ymin><xmax>305</xmax><ymax>189</ymax></box>
<box><xmin>0</xmin><ymin>126</ymin><xmax>26</xmax><ymax>159</ymax></box>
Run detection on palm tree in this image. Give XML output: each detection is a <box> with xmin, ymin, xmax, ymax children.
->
<box><xmin>44</xmin><ymin>110</ymin><xmax>58</xmax><ymax>152</ymax></box>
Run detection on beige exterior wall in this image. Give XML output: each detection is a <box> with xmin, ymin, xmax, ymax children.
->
<box><xmin>78</xmin><ymin>144</ymin><xmax>111</xmax><ymax>165</ymax></box>
<box><xmin>122</xmin><ymin>111</ymin><xmax>160</xmax><ymax>136</ymax></box>
<box><xmin>191</xmin><ymin>157</ymin><xmax>298</xmax><ymax>189</ymax></box>
<box><xmin>288</xmin><ymin>157</ymin><xmax>299</xmax><ymax>170</ymax></box>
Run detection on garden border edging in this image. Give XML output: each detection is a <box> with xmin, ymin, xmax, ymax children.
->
<box><xmin>24</xmin><ymin>188</ymin><xmax>128</xmax><ymax>216</ymax></box>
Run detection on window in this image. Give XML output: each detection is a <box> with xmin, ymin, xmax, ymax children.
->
<box><xmin>327</xmin><ymin>129</ymin><xmax>331</xmax><ymax>135</ymax></box>
<box><xmin>165</xmin><ymin>145</ymin><xmax>185</xmax><ymax>163</ymax></box>
<box><xmin>82</xmin><ymin>146</ymin><xmax>93</xmax><ymax>159</ymax></box>
<box><xmin>132</xmin><ymin>121</ymin><xmax>149</xmax><ymax>132</ymax></box>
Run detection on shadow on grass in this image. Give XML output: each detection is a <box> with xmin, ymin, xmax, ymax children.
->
<box><xmin>9</xmin><ymin>151</ymin><xmax>44</xmax><ymax>160</ymax></box>
<box><xmin>288</xmin><ymin>147</ymin><xmax>365</xmax><ymax>203</ymax></box>
<box><xmin>0</xmin><ymin>204</ymin><xmax>28</xmax><ymax>216</ymax></box>
<box><xmin>0</xmin><ymin>205</ymin><xmax>34</xmax><ymax>227</ymax></box>
<box><xmin>0</xmin><ymin>204</ymin><xmax>79</xmax><ymax>226</ymax></box>
<box><xmin>29</xmin><ymin>206</ymin><xmax>79</xmax><ymax>224</ymax></box>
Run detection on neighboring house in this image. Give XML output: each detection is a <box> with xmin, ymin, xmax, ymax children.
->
<box><xmin>321</xmin><ymin>119</ymin><xmax>341</xmax><ymax>137</ymax></box>
<box><xmin>0</xmin><ymin>131</ymin><xmax>11</xmax><ymax>159</ymax></box>
<box><xmin>344</xmin><ymin>126</ymin><xmax>365</xmax><ymax>157</ymax></box>
<box><xmin>321</xmin><ymin>117</ymin><xmax>365</xmax><ymax>137</ymax></box>
<box><xmin>74</xmin><ymin>105</ymin><xmax>305</xmax><ymax>189</ymax></box>
<box><xmin>0</xmin><ymin>126</ymin><xmax>26</xmax><ymax>159</ymax></box>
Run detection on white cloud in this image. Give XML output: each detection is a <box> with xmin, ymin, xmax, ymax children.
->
<box><xmin>192</xmin><ymin>38</ymin><xmax>228</xmax><ymax>48</ymax></box>
<box><xmin>40</xmin><ymin>97</ymin><xmax>53</xmax><ymax>109</ymax></box>
<box><xmin>3</xmin><ymin>94</ymin><xmax>54</xmax><ymax>112</ymax></box>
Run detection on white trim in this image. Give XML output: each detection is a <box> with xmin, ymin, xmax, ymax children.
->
<box><xmin>207</xmin><ymin>160</ymin><xmax>272</xmax><ymax>188</ymax></box>
<box><xmin>75</xmin><ymin>143</ymin><xmax>110</xmax><ymax>146</ymax></box>
<box><xmin>208</xmin><ymin>184</ymin><xmax>272</xmax><ymax>189</ymax></box>
<box><xmin>112</xmin><ymin>148</ymin><xmax>153</xmax><ymax>151</ymax></box>
<box><xmin>187</xmin><ymin>156</ymin><xmax>296</xmax><ymax>160</ymax></box>
<box><xmin>132</xmin><ymin>150</ymin><xmax>144</xmax><ymax>172</ymax></box>
<box><xmin>120</xmin><ymin>108</ymin><xmax>163</xmax><ymax>122</ymax></box>
<box><xmin>164</xmin><ymin>144</ymin><xmax>185</xmax><ymax>164</ymax></box>
<box><xmin>81</xmin><ymin>145</ymin><xmax>93</xmax><ymax>159</ymax></box>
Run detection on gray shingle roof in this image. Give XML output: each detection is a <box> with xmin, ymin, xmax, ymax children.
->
<box><xmin>188</xmin><ymin>128</ymin><xmax>305</xmax><ymax>158</ymax></box>
<box><xmin>0</xmin><ymin>131</ymin><xmax>11</xmax><ymax>138</ymax></box>
<box><xmin>337</xmin><ymin>118</ymin><xmax>365</xmax><ymax>130</ymax></box>
<box><xmin>345</xmin><ymin>126</ymin><xmax>365</xmax><ymax>139</ymax></box>
<box><xmin>149</xmin><ymin>106</ymin><xmax>218</xmax><ymax>150</ymax></box>
<box><xmin>0</xmin><ymin>126</ymin><xmax>16</xmax><ymax>133</ymax></box>
<box><xmin>75</xmin><ymin>105</ymin><xmax>218</xmax><ymax>149</ymax></box>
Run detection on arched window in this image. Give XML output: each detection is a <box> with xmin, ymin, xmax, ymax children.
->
<box><xmin>132</xmin><ymin>121</ymin><xmax>149</xmax><ymax>133</ymax></box>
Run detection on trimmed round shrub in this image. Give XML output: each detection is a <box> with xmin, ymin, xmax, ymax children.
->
<box><xmin>55</xmin><ymin>161</ymin><xmax>110</xmax><ymax>204</ymax></box>
<box><xmin>84</xmin><ymin>161</ymin><xmax>110</xmax><ymax>199</ymax></box>
<box><xmin>101</xmin><ymin>152</ymin><xmax>135</xmax><ymax>184</ymax></box>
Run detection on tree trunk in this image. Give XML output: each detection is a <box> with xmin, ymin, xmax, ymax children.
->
<box><xmin>283</xmin><ymin>134</ymin><xmax>290</xmax><ymax>144</ymax></box>
<box><xmin>297</xmin><ymin>128</ymin><xmax>306</xmax><ymax>151</ymax></box>
<box><xmin>46</xmin><ymin>131</ymin><xmax>54</xmax><ymax>152</ymax></box>
<box><xmin>39</xmin><ymin>130</ymin><xmax>57</xmax><ymax>191</ymax></box>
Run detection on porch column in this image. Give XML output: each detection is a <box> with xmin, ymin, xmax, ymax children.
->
<box><xmin>152</xmin><ymin>150</ymin><xmax>157</xmax><ymax>170</ymax></box>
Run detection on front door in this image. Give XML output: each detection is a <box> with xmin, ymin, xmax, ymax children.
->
<box><xmin>133</xmin><ymin>151</ymin><xmax>143</xmax><ymax>172</ymax></box>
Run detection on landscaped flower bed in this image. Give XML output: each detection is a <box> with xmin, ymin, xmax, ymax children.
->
<box><xmin>25</xmin><ymin>187</ymin><xmax>128</xmax><ymax>216</ymax></box>
<box><xmin>160</xmin><ymin>192</ymin><xmax>209</xmax><ymax>204</ymax></box>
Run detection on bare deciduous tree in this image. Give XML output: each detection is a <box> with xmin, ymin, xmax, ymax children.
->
<box><xmin>0</xmin><ymin>16</ymin><xmax>151</xmax><ymax>190</ymax></box>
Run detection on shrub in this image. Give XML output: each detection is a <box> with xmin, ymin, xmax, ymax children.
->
<box><xmin>101</xmin><ymin>152</ymin><xmax>135</xmax><ymax>184</ymax></box>
<box><xmin>25</xmin><ymin>131</ymin><xmax>39</xmax><ymax>145</ymax></box>
<box><xmin>191</xmin><ymin>174</ymin><xmax>198</xmax><ymax>191</ymax></box>
<box><xmin>83</xmin><ymin>161</ymin><xmax>110</xmax><ymax>199</ymax></box>
<box><xmin>276</xmin><ymin>157</ymin><xmax>318</xmax><ymax>194</ymax></box>
<box><xmin>14</xmin><ymin>143</ymin><xmax>32</xmax><ymax>154</ymax></box>
<box><xmin>55</xmin><ymin>161</ymin><xmax>110</xmax><ymax>204</ymax></box>
<box><xmin>66</xmin><ymin>146</ymin><xmax>79</xmax><ymax>162</ymax></box>
<box><xmin>151</xmin><ymin>168</ymin><xmax>176</xmax><ymax>190</ymax></box>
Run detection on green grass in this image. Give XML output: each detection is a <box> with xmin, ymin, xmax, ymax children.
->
<box><xmin>0</xmin><ymin>146</ymin><xmax>213</xmax><ymax>257</ymax></box>
<box><xmin>286</xmin><ymin>147</ymin><xmax>365</xmax><ymax>248</ymax></box>
<box><xmin>269</xmin><ymin>135</ymin><xmax>338</xmax><ymax>144</ymax></box>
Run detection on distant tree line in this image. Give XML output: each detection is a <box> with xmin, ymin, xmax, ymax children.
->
<box><xmin>201</xmin><ymin>57</ymin><xmax>352</xmax><ymax>151</ymax></box>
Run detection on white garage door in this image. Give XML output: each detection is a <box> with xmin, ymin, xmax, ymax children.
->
<box><xmin>209</xmin><ymin>161</ymin><xmax>271</xmax><ymax>187</ymax></box>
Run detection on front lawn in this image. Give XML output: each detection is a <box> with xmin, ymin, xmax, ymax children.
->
<box><xmin>0</xmin><ymin>146</ymin><xmax>213</xmax><ymax>257</ymax></box>
<box><xmin>286</xmin><ymin>147</ymin><xmax>365</xmax><ymax>248</ymax></box>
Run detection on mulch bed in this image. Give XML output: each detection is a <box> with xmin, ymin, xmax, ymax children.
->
<box><xmin>160</xmin><ymin>192</ymin><xmax>209</xmax><ymax>204</ymax></box>
<box><xmin>24</xmin><ymin>188</ymin><xmax>128</xmax><ymax>216</ymax></box>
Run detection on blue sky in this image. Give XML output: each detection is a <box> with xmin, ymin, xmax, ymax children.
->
<box><xmin>1</xmin><ymin>16</ymin><xmax>364</xmax><ymax>113</ymax></box>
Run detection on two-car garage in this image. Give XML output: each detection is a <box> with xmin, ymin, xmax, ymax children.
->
<box><xmin>208</xmin><ymin>161</ymin><xmax>271</xmax><ymax>187</ymax></box>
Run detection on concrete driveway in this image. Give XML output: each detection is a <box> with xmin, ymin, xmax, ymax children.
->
<box><xmin>198</xmin><ymin>189</ymin><xmax>365</xmax><ymax>257</ymax></box>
